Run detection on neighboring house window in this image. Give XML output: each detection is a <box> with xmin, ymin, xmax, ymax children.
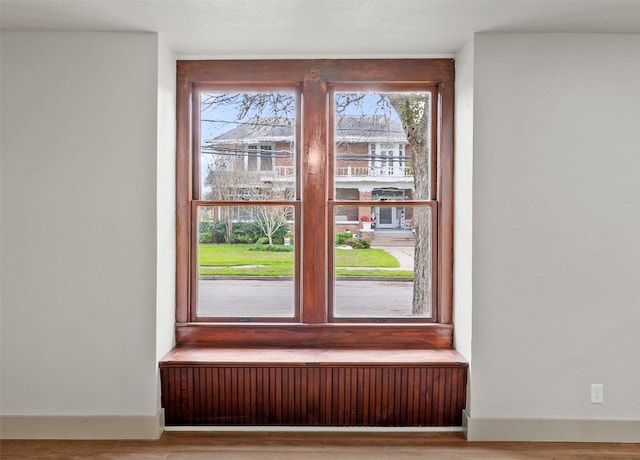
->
<box><xmin>369</xmin><ymin>143</ymin><xmax>406</xmax><ymax>176</ymax></box>
<box><xmin>246</xmin><ymin>144</ymin><xmax>274</xmax><ymax>171</ymax></box>
<box><xmin>176</xmin><ymin>60</ymin><xmax>454</xmax><ymax>348</ymax></box>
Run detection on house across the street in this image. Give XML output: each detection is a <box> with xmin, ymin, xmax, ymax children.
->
<box><xmin>203</xmin><ymin>115</ymin><xmax>418</xmax><ymax>234</ymax></box>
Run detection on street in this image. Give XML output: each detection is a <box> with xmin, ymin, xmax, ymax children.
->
<box><xmin>197</xmin><ymin>278</ymin><xmax>423</xmax><ymax>318</ymax></box>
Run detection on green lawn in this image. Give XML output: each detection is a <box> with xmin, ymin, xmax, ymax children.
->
<box><xmin>198</xmin><ymin>244</ymin><xmax>409</xmax><ymax>277</ymax></box>
<box><xmin>199</xmin><ymin>244</ymin><xmax>293</xmax><ymax>267</ymax></box>
<box><xmin>334</xmin><ymin>248</ymin><xmax>399</xmax><ymax>268</ymax></box>
<box><xmin>335</xmin><ymin>269</ymin><xmax>413</xmax><ymax>277</ymax></box>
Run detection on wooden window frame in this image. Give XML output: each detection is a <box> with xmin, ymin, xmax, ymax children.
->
<box><xmin>176</xmin><ymin>59</ymin><xmax>454</xmax><ymax>349</ymax></box>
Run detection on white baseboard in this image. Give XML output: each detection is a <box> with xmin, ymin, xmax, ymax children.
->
<box><xmin>0</xmin><ymin>410</ymin><xmax>164</xmax><ymax>440</ymax></box>
<box><xmin>165</xmin><ymin>426</ymin><xmax>463</xmax><ymax>432</ymax></box>
<box><xmin>463</xmin><ymin>410</ymin><xmax>640</xmax><ymax>442</ymax></box>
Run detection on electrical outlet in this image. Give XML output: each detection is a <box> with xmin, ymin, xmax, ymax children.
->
<box><xmin>591</xmin><ymin>383</ymin><xmax>604</xmax><ymax>404</ymax></box>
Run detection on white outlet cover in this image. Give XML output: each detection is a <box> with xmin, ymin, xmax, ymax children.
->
<box><xmin>591</xmin><ymin>383</ymin><xmax>604</xmax><ymax>404</ymax></box>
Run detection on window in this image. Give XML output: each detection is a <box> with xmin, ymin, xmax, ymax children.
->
<box><xmin>176</xmin><ymin>60</ymin><xmax>454</xmax><ymax>348</ymax></box>
<box><xmin>246</xmin><ymin>144</ymin><xmax>274</xmax><ymax>171</ymax></box>
<box><xmin>369</xmin><ymin>143</ymin><xmax>405</xmax><ymax>176</ymax></box>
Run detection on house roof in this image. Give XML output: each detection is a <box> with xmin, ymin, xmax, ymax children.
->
<box><xmin>207</xmin><ymin>115</ymin><xmax>407</xmax><ymax>145</ymax></box>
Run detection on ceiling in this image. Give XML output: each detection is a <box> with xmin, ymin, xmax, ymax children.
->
<box><xmin>1</xmin><ymin>0</ymin><xmax>639</xmax><ymax>57</ymax></box>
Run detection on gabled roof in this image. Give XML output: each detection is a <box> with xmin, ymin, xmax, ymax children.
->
<box><xmin>209</xmin><ymin>117</ymin><xmax>295</xmax><ymax>144</ymax></box>
<box><xmin>336</xmin><ymin>115</ymin><xmax>407</xmax><ymax>143</ymax></box>
<box><xmin>207</xmin><ymin>115</ymin><xmax>407</xmax><ymax>145</ymax></box>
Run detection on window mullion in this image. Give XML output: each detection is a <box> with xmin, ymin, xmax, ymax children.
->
<box><xmin>300</xmin><ymin>78</ymin><xmax>329</xmax><ymax>323</ymax></box>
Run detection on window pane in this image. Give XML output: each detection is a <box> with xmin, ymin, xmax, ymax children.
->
<box><xmin>247</xmin><ymin>145</ymin><xmax>258</xmax><ymax>171</ymax></box>
<box><xmin>200</xmin><ymin>92</ymin><xmax>296</xmax><ymax>200</ymax></box>
<box><xmin>333</xmin><ymin>205</ymin><xmax>432</xmax><ymax>318</ymax></box>
<box><xmin>197</xmin><ymin>205</ymin><xmax>295</xmax><ymax>318</ymax></box>
<box><xmin>260</xmin><ymin>145</ymin><xmax>273</xmax><ymax>171</ymax></box>
<box><xmin>334</xmin><ymin>92</ymin><xmax>431</xmax><ymax>200</ymax></box>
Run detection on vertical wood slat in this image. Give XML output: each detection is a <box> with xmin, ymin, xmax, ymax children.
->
<box><xmin>161</xmin><ymin>364</ymin><xmax>467</xmax><ymax>427</ymax></box>
<box><xmin>362</xmin><ymin>368</ymin><xmax>370</xmax><ymax>425</ymax></box>
<box><xmin>406</xmin><ymin>368</ymin><xmax>415</xmax><ymax>426</ymax></box>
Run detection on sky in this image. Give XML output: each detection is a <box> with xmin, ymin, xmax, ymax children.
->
<box><xmin>199</xmin><ymin>91</ymin><xmax>409</xmax><ymax>141</ymax></box>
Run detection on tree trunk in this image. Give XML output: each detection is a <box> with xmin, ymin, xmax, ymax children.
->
<box><xmin>223</xmin><ymin>208</ymin><xmax>233</xmax><ymax>243</ymax></box>
<box><xmin>388</xmin><ymin>94</ymin><xmax>431</xmax><ymax>315</ymax></box>
<box><xmin>411</xmin><ymin>201</ymin><xmax>431</xmax><ymax>315</ymax></box>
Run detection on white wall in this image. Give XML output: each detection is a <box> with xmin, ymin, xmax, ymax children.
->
<box><xmin>469</xmin><ymin>33</ymin><xmax>640</xmax><ymax>437</ymax></box>
<box><xmin>454</xmin><ymin>39</ymin><xmax>474</xmax><ymax>364</ymax></box>
<box><xmin>0</xmin><ymin>32</ymin><xmax>163</xmax><ymax>433</ymax></box>
<box><xmin>155</xmin><ymin>37</ymin><xmax>176</xmax><ymax>380</ymax></box>
<box><xmin>454</xmin><ymin>38</ymin><xmax>474</xmax><ymax>411</ymax></box>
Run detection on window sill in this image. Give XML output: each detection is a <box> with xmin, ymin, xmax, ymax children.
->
<box><xmin>175</xmin><ymin>322</ymin><xmax>454</xmax><ymax>349</ymax></box>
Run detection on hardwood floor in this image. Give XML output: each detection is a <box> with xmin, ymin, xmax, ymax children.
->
<box><xmin>2</xmin><ymin>431</ymin><xmax>639</xmax><ymax>459</ymax></box>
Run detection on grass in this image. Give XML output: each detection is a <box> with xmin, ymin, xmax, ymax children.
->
<box><xmin>335</xmin><ymin>269</ymin><xmax>413</xmax><ymax>278</ymax></box>
<box><xmin>334</xmin><ymin>248</ymin><xmax>399</xmax><ymax>268</ymax></box>
<box><xmin>198</xmin><ymin>244</ymin><xmax>409</xmax><ymax>277</ymax></box>
<box><xmin>199</xmin><ymin>244</ymin><xmax>293</xmax><ymax>267</ymax></box>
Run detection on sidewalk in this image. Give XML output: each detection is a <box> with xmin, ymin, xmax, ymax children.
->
<box><xmin>336</xmin><ymin>245</ymin><xmax>414</xmax><ymax>272</ymax></box>
<box><xmin>372</xmin><ymin>245</ymin><xmax>414</xmax><ymax>270</ymax></box>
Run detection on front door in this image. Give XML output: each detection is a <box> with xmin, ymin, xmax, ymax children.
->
<box><xmin>377</xmin><ymin>206</ymin><xmax>395</xmax><ymax>228</ymax></box>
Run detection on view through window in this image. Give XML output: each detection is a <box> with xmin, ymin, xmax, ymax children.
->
<box><xmin>331</xmin><ymin>91</ymin><xmax>434</xmax><ymax>319</ymax></box>
<box><xmin>195</xmin><ymin>91</ymin><xmax>435</xmax><ymax>320</ymax></box>
<box><xmin>197</xmin><ymin>91</ymin><xmax>298</xmax><ymax>319</ymax></box>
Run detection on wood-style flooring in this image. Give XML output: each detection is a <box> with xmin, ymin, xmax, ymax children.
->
<box><xmin>2</xmin><ymin>431</ymin><xmax>639</xmax><ymax>459</ymax></box>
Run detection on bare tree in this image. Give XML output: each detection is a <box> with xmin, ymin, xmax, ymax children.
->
<box><xmin>204</xmin><ymin>153</ymin><xmax>262</xmax><ymax>243</ymax></box>
<box><xmin>204</xmin><ymin>148</ymin><xmax>292</xmax><ymax>245</ymax></box>
<box><xmin>254</xmin><ymin>206</ymin><xmax>289</xmax><ymax>246</ymax></box>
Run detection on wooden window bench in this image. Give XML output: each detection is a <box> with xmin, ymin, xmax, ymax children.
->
<box><xmin>160</xmin><ymin>347</ymin><xmax>467</xmax><ymax>427</ymax></box>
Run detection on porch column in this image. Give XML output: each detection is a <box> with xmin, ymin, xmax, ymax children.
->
<box><xmin>357</xmin><ymin>187</ymin><xmax>373</xmax><ymax>223</ymax></box>
<box><xmin>357</xmin><ymin>187</ymin><xmax>374</xmax><ymax>239</ymax></box>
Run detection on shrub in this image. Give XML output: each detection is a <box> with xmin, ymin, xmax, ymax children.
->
<box><xmin>249</xmin><ymin>245</ymin><xmax>294</xmax><ymax>252</ymax></box>
<box><xmin>344</xmin><ymin>237</ymin><xmax>370</xmax><ymax>249</ymax></box>
<box><xmin>233</xmin><ymin>234</ymin><xmax>255</xmax><ymax>244</ymax></box>
<box><xmin>335</xmin><ymin>231</ymin><xmax>353</xmax><ymax>245</ymax></box>
<box><xmin>199</xmin><ymin>230</ymin><xmax>213</xmax><ymax>244</ymax></box>
<box><xmin>199</xmin><ymin>221</ymin><xmax>214</xmax><ymax>243</ymax></box>
<box><xmin>358</xmin><ymin>238</ymin><xmax>371</xmax><ymax>249</ymax></box>
<box><xmin>212</xmin><ymin>221</ymin><xmax>263</xmax><ymax>244</ymax></box>
<box><xmin>208</xmin><ymin>220</ymin><xmax>292</xmax><ymax>245</ymax></box>
<box><xmin>232</xmin><ymin>222</ymin><xmax>262</xmax><ymax>242</ymax></box>
<box><xmin>212</xmin><ymin>220</ymin><xmax>230</xmax><ymax>242</ymax></box>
